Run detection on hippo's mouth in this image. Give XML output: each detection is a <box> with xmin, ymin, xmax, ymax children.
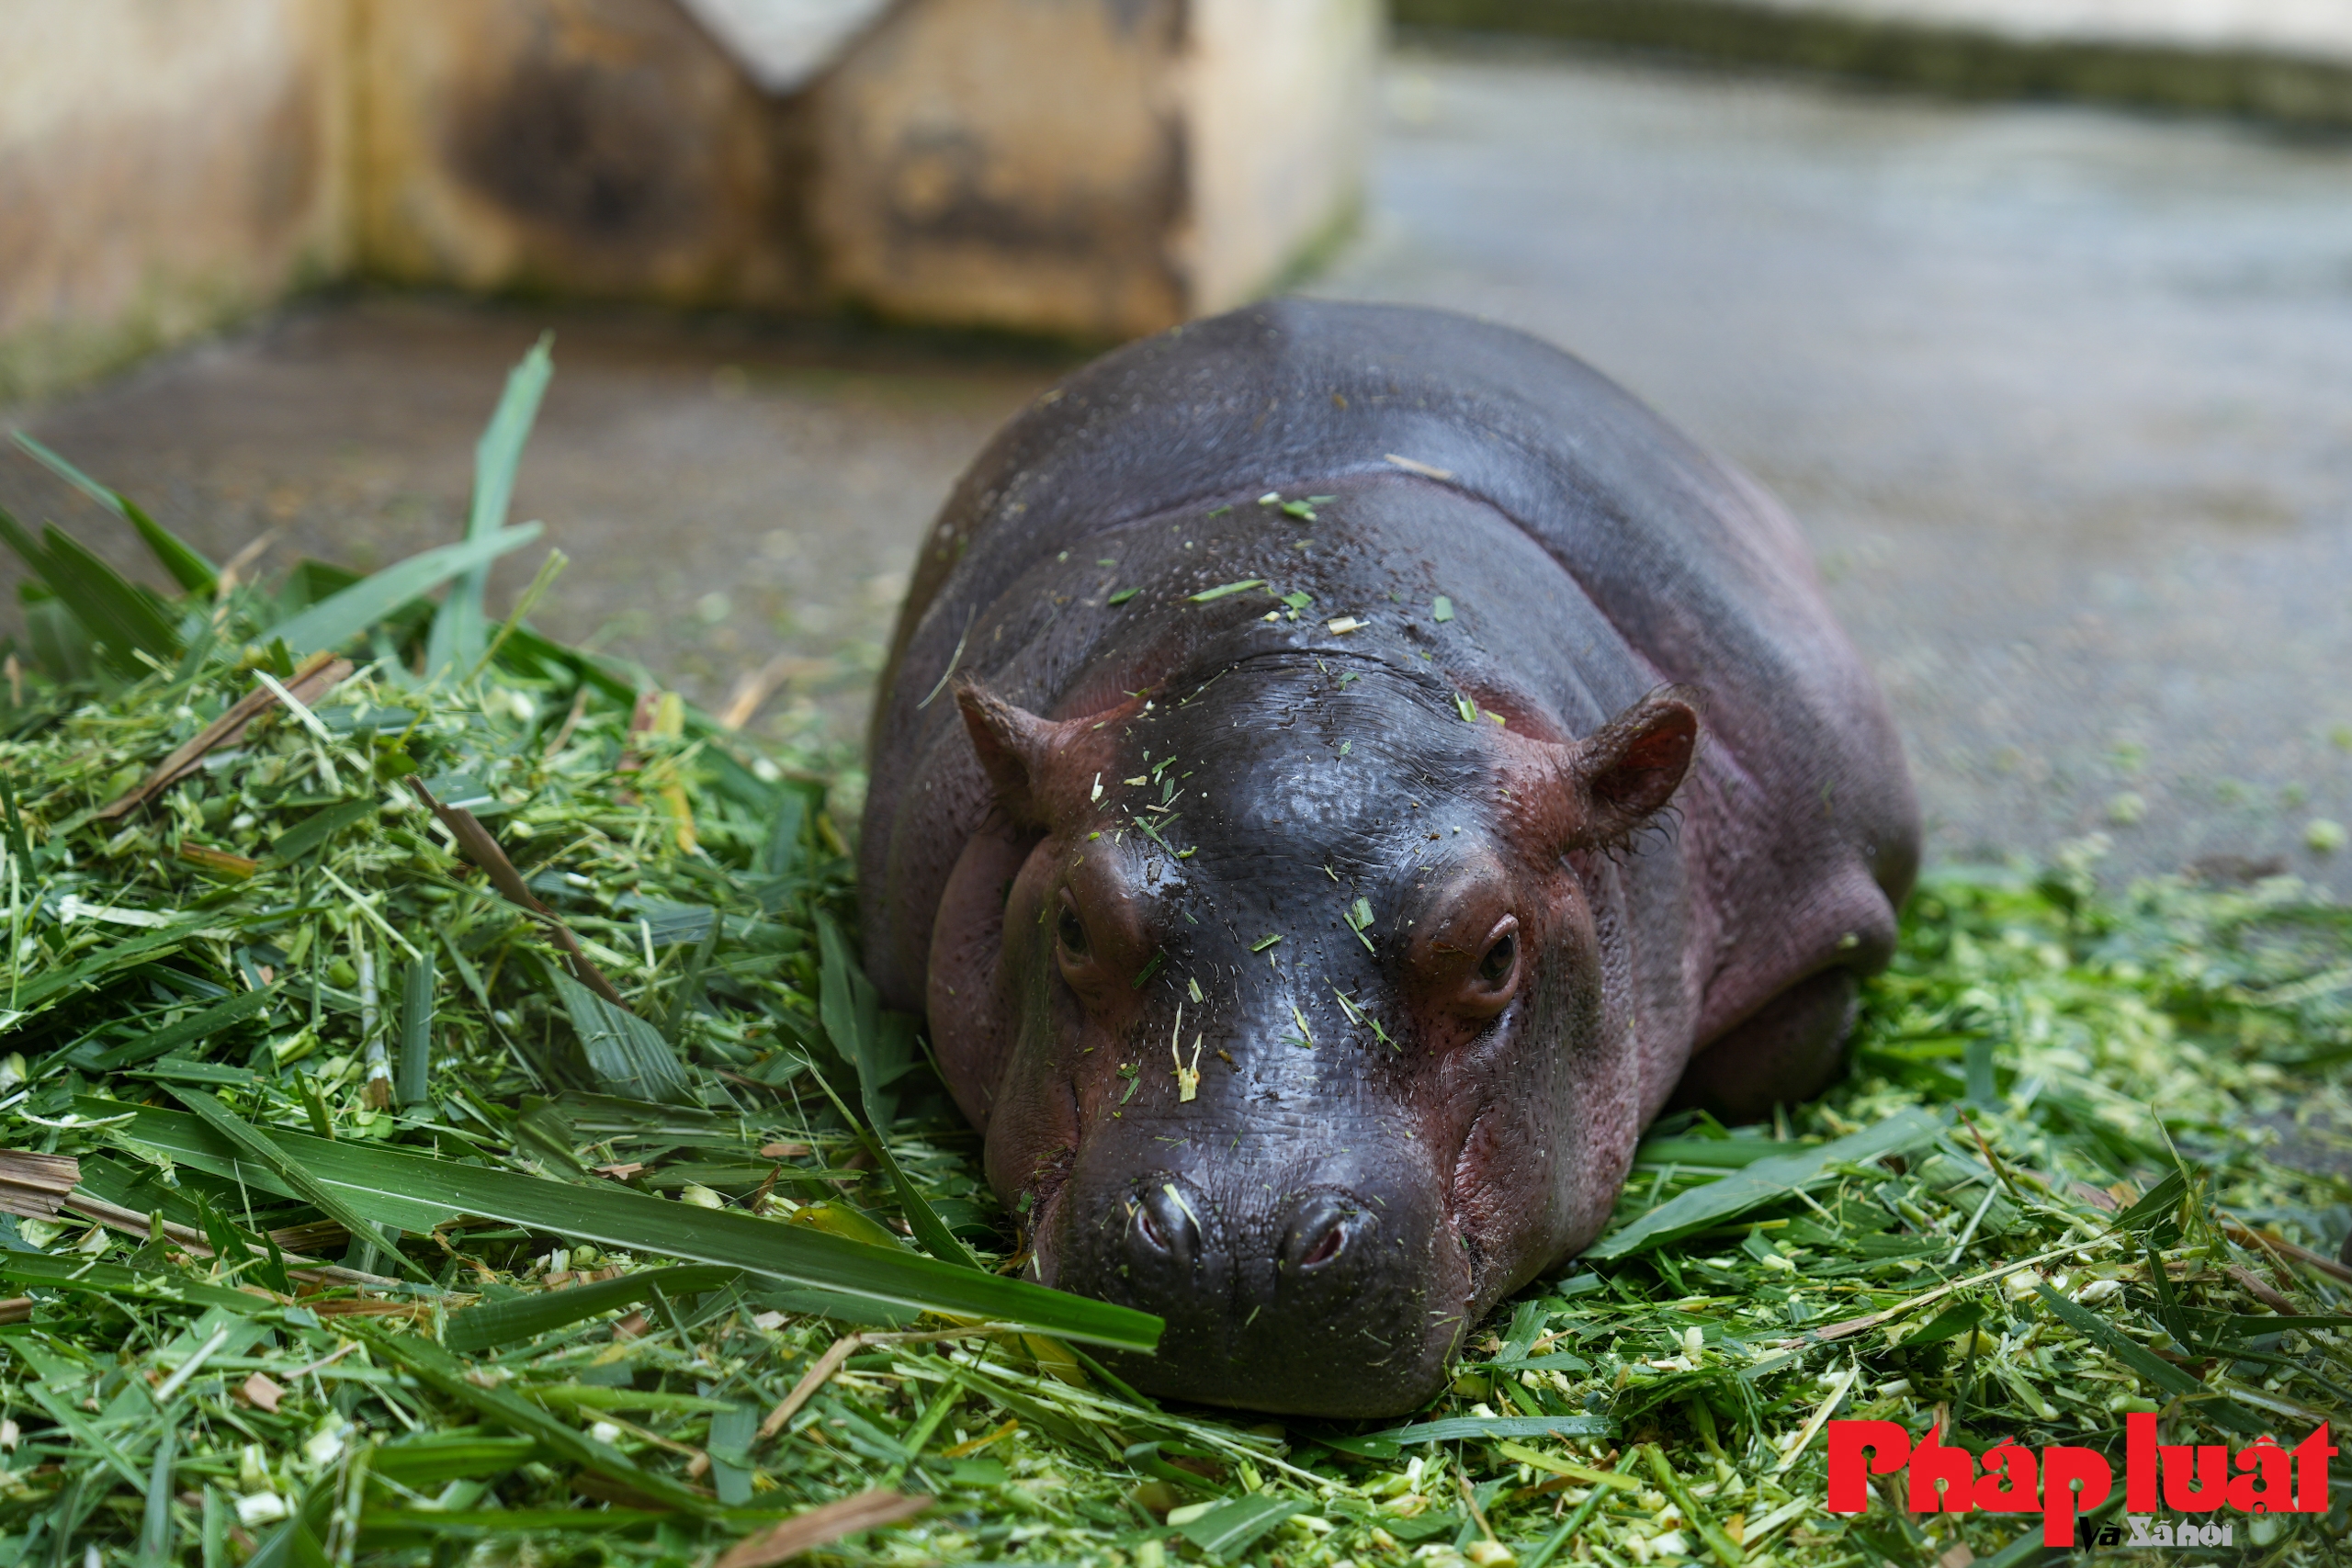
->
<box><xmin>1445</xmin><ymin>1104</ymin><xmax>1499</xmax><ymax>1307</ymax></box>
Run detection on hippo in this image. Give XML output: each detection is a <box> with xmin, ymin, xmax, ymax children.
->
<box><xmin>859</xmin><ymin>299</ymin><xmax>1917</xmax><ymax>1416</ymax></box>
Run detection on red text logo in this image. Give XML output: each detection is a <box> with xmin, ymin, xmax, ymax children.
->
<box><xmin>1825</xmin><ymin>1415</ymin><xmax>2335</xmax><ymax>1547</ymax></box>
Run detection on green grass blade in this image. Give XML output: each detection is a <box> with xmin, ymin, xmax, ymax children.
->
<box><xmin>531</xmin><ymin>1388</ymin><xmax>741</xmax><ymax>1416</ymax></box>
<box><xmin>1525</xmin><ymin>1450</ymin><xmax>1637</xmax><ymax>1568</ymax></box>
<box><xmin>349</xmin><ymin>1324</ymin><xmax>717</xmax><ymax>1517</ymax></box>
<box><xmin>810</xmin><ymin>916</ymin><xmax>979</xmax><ymax>1270</ymax></box>
<box><xmin>1498</xmin><ymin>1299</ymin><xmax>1548</xmax><ymax>1362</ymax></box>
<box><xmin>84</xmin><ymin>984</ymin><xmax>280</xmax><ymax>1071</ymax></box>
<box><xmin>103</xmin><ymin>1104</ymin><xmax>1166</xmax><ymax>1354</ymax></box>
<box><xmin>1585</xmin><ymin>1107</ymin><xmax>1943</xmax><ymax>1258</ymax></box>
<box><xmin>1632</xmin><ymin>1137</ymin><xmax>1799</xmax><ymax>1168</ymax></box>
<box><xmin>360</xmin><ymin>1508</ymin><xmax>661</xmax><ymax>1544</ymax></box>
<box><xmin>92</xmin><ymin>1099</ymin><xmax>462</xmax><ymax>1231</ymax></box>
<box><xmin>427</xmin><ymin>334</ymin><xmax>552</xmax><ymax>672</ymax></box>
<box><xmin>550</xmin><ymin>970</ymin><xmax>695</xmax><ymax>1106</ymax></box>
<box><xmin>267</xmin><ymin>525</ymin><xmax>541</xmax><ymax>656</ymax></box>
<box><xmin>706</xmin><ymin>1405</ymin><xmax>758</xmax><ymax>1506</ymax></box>
<box><xmin>2107</xmin><ymin>1167</ymin><xmax>2187</xmax><ymax>1235</ymax></box>
<box><xmin>0</xmin><ymin>502</ymin><xmax>54</xmax><ymax>581</ymax></box>
<box><xmin>816</xmin><ymin>912</ymin><xmax>894</xmax><ymax>1117</ymax></box>
<box><xmin>0</xmin><ymin>1252</ymin><xmax>276</xmax><ymax>1318</ymax></box>
<box><xmin>277</xmin><ymin>558</ymin><xmax>362</xmax><ymax>615</ymax></box>
<box><xmin>26</xmin><ymin>521</ymin><xmax>181</xmax><ymax>671</ymax></box>
<box><xmin>369</xmin><ymin>1435</ymin><xmax>539</xmax><ymax>1487</ymax></box>
<box><xmin>139</xmin><ymin>1416</ymin><xmax>176</xmax><ymax>1562</ymax></box>
<box><xmin>470</xmin><ymin>335</ymin><xmax>554</xmax><ymax>562</ymax></box>
<box><xmin>2031</xmin><ymin>1282</ymin><xmax>2199</xmax><ymax>1397</ymax></box>
<box><xmin>13</xmin><ymin>918</ymin><xmax>217</xmax><ymax>1014</ymax></box>
<box><xmin>269</xmin><ymin>798</ymin><xmax>377</xmax><ymax>863</ymax></box>
<box><xmin>869</xmin><ymin>1102</ymin><xmax>980</xmax><ymax>1269</ymax></box>
<box><xmin>101</xmin><ymin>1102</ymin><xmax>1161</xmax><ymax>1348</ymax></box>
<box><xmin>162</xmin><ymin>1087</ymin><xmax>430</xmax><ymax>1282</ymax></box>
<box><xmin>247</xmin><ymin>1471</ymin><xmax>344</xmax><ymax>1568</ymax></box>
<box><xmin>469</xmin><ymin>547</ymin><xmax>564</xmax><ymax>679</ymax></box>
<box><xmin>1899</xmin><ymin>1300</ymin><xmax>1984</xmax><ymax>1348</ymax></box>
<box><xmin>12</xmin><ymin>431</ymin><xmax>218</xmax><ymax>593</ymax></box>
<box><xmin>397</xmin><ymin>956</ymin><xmax>434</xmax><ymax>1106</ymax></box>
<box><xmin>122</xmin><ymin>497</ymin><xmax>214</xmax><ymax>598</ymax></box>
<box><xmin>492</xmin><ymin>622</ymin><xmax>639</xmax><ymax>703</ymax></box>
<box><xmin>443</xmin><ymin>1264</ymin><xmax>738</xmax><ymax>1353</ymax></box>
<box><xmin>800</xmin><ymin>1051</ymin><xmax>981</xmax><ymax>1273</ymax></box>
<box><xmin>1177</xmin><ymin>1496</ymin><xmax>1304</xmax><ymax>1562</ymax></box>
<box><xmin>23</xmin><ymin>594</ymin><xmax>97</xmax><ymax>682</ymax></box>
<box><xmin>2214</xmin><ymin>1312</ymin><xmax>2352</xmax><ymax>1335</ymax></box>
<box><xmin>2031</xmin><ymin>1282</ymin><xmax>2265</xmax><ymax>1434</ymax></box>
<box><xmin>27</xmin><ymin>1385</ymin><xmax>153</xmax><ymax>1492</ymax></box>
<box><xmin>758</xmin><ymin>786</ymin><xmax>807</xmax><ymax>877</ymax></box>
<box><xmin>1346</xmin><ymin>1415</ymin><xmax>1619</xmax><ymax>1458</ymax></box>
<box><xmin>1970</xmin><ymin>1525</ymin><xmax>2065</xmax><ymax>1568</ymax></box>
<box><xmin>11</xmin><ymin>431</ymin><xmax>122</xmax><ymax>514</ymax></box>
<box><xmin>540</xmin><ymin>1092</ymin><xmax>730</xmax><ymax>1143</ymax></box>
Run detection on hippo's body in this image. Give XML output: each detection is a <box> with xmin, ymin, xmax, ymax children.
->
<box><xmin>860</xmin><ymin>300</ymin><xmax>1917</xmax><ymax>1416</ymax></box>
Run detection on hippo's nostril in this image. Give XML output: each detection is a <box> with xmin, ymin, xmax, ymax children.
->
<box><xmin>1283</xmin><ymin>1190</ymin><xmax>1367</xmax><ymax>1272</ymax></box>
<box><xmin>1127</xmin><ymin>1179</ymin><xmax>1202</xmax><ymax>1267</ymax></box>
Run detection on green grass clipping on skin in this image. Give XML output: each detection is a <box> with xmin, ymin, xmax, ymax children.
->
<box><xmin>1</xmin><ymin>363</ymin><xmax>2347</xmax><ymax>1566</ymax></box>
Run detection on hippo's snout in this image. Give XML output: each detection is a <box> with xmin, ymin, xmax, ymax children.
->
<box><xmin>1047</xmin><ymin>1159</ymin><xmax>1464</xmax><ymax>1416</ymax></box>
<box><xmin>1120</xmin><ymin>1179</ymin><xmax>1366</xmax><ymax>1286</ymax></box>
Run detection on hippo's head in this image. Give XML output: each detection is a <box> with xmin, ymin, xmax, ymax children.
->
<box><xmin>931</xmin><ymin>653</ymin><xmax>1697</xmax><ymax>1416</ymax></box>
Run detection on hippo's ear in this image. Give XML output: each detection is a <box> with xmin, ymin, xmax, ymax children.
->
<box><xmin>955</xmin><ymin>677</ymin><xmax>1135</xmax><ymax>828</ymax></box>
<box><xmin>955</xmin><ymin>680</ymin><xmax>1061</xmax><ymax>826</ymax></box>
<box><xmin>1514</xmin><ymin>691</ymin><xmax>1702</xmax><ymax>851</ymax></box>
<box><xmin>1560</xmin><ymin>692</ymin><xmax>1700</xmax><ymax>847</ymax></box>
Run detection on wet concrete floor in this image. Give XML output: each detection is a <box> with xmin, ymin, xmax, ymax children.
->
<box><xmin>1319</xmin><ymin>41</ymin><xmax>2352</xmax><ymax>897</ymax></box>
<box><xmin>6</xmin><ymin>42</ymin><xmax>2352</xmax><ymax>893</ymax></box>
<box><xmin>0</xmin><ymin>307</ymin><xmax>1068</xmax><ymax>757</ymax></box>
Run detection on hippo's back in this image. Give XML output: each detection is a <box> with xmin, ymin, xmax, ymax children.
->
<box><xmin>865</xmin><ymin>299</ymin><xmax>1916</xmax><ymax>1025</ymax></box>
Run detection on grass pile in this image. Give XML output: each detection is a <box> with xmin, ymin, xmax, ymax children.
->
<box><xmin>0</xmin><ymin>345</ymin><xmax>2346</xmax><ymax>1568</ymax></box>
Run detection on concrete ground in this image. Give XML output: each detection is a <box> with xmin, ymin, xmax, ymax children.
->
<box><xmin>7</xmin><ymin>40</ymin><xmax>2352</xmax><ymax>897</ymax></box>
<box><xmin>0</xmin><ymin>306</ymin><xmax>1071</xmax><ymax>758</ymax></box>
<box><xmin>1321</xmin><ymin>42</ymin><xmax>2352</xmax><ymax>897</ymax></box>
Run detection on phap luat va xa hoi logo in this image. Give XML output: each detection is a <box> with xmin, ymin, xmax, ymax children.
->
<box><xmin>1826</xmin><ymin>1413</ymin><xmax>2336</xmax><ymax>1547</ymax></box>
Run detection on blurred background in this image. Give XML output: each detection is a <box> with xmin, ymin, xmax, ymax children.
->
<box><xmin>6</xmin><ymin>0</ymin><xmax>2352</xmax><ymax>892</ymax></box>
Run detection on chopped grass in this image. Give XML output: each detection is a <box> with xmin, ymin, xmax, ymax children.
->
<box><xmin>0</xmin><ymin>356</ymin><xmax>2346</xmax><ymax>1566</ymax></box>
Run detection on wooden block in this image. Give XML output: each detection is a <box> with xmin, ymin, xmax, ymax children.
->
<box><xmin>809</xmin><ymin>0</ymin><xmax>1377</xmax><ymax>338</ymax></box>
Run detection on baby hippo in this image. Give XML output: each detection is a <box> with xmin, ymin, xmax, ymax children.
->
<box><xmin>859</xmin><ymin>300</ymin><xmax>1917</xmax><ymax>1416</ymax></box>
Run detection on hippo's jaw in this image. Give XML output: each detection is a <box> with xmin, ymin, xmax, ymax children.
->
<box><xmin>1031</xmin><ymin>1126</ymin><xmax>1474</xmax><ymax>1416</ymax></box>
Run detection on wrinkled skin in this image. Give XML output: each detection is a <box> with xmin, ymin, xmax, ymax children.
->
<box><xmin>861</xmin><ymin>301</ymin><xmax>1917</xmax><ymax>1416</ymax></box>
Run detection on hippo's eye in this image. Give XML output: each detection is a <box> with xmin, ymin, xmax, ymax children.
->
<box><xmin>1056</xmin><ymin>896</ymin><xmax>1091</xmax><ymax>960</ymax></box>
<box><xmin>1408</xmin><ymin>868</ymin><xmax>1521</xmax><ymax>1029</ymax></box>
<box><xmin>1478</xmin><ymin>929</ymin><xmax>1518</xmax><ymax>987</ymax></box>
<box><xmin>1459</xmin><ymin>915</ymin><xmax>1521</xmax><ymax>1008</ymax></box>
